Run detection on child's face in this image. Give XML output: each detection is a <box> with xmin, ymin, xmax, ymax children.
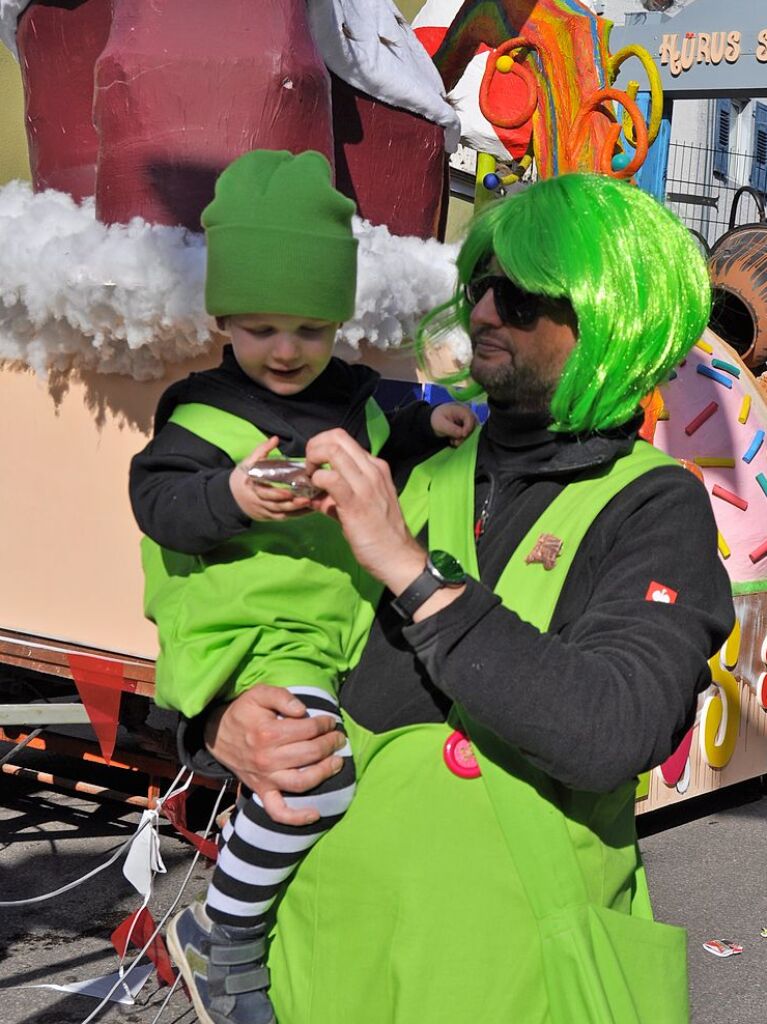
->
<box><xmin>226</xmin><ymin>314</ymin><xmax>338</xmax><ymax>395</ymax></box>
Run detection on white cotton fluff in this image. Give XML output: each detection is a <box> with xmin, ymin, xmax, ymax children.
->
<box><xmin>0</xmin><ymin>183</ymin><xmax>210</xmax><ymax>379</ymax></box>
<box><xmin>0</xmin><ymin>182</ymin><xmax>461</xmax><ymax>379</ymax></box>
<box><xmin>347</xmin><ymin>217</ymin><xmax>462</xmax><ymax>353</ymax></box>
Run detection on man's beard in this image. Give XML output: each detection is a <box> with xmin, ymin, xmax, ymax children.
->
<box><xmin>470</xmin><ymin>355</ymin><xmax>555</xmax><ymax>414</ymax></box>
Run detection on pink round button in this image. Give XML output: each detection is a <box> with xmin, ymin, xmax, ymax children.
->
<box><xmin>443</xmin><ymin>730</ymin><xmax>481</xmax><ymax>779</ymax></box>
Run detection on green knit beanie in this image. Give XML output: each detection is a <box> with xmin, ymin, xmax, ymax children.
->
<box><xmin>202</xmin><ymin>149</ymin><xmax>358</xmax><ymax>321</ymax></box>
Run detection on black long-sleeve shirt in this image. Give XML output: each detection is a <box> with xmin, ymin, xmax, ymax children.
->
<box><xmin>129</xmin><ymin>346</ymin><xmax>441</xmax><ymax>554</ymax></box>
<box><xmin>342</xmin><ymin>402</ymin><xmax>734</xmax><ymax>792</ymax></box>
<box><xmin>179</xmin><ymin>400</ymin><xmax>734</xmax><ymax>793</ymax></box>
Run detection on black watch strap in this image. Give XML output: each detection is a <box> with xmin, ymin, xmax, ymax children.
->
<box><xmin>390</xmin><ymin>551</ymin><xmax>467</xmax><ymax>622</ymax></box>
<box><xmin>390</xmin><ymin>568</ymin><xmax>444</xmax><ymax>622</ymax></box>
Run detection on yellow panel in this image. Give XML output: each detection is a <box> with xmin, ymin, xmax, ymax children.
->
<box><xmin>445</xmin><ymin>195</ymin><xmax>474</xmax><ymax>244</ymax></box>
<box><xmin>394</xmin><ymin>0</ymin><xmax>426</xmax><ymax>21</ymax></box>
<box><xmin>0</xmin><ymin>44</ymin><xmax>30</xmax><ymax>184</ymax></box>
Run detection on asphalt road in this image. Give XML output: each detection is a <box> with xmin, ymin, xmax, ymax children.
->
<box><xmin>641</xmin><ymin>785</ymin><xmax>767</xmax><ymax>1024</ymax></box>
<box><xmin>0</xmin><ymin>750</ymin><xmax>214</xmax><ymax>1024</ymax></box>
<box><xmin>1</xmin><ymin>747</ymin><xmax>766</xmax><ymax>1024</ymax></box>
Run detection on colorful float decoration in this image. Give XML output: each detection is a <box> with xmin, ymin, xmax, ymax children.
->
<box><xmin>0</xmin><ymin>0</ymin><xmax>463</xmax><ymax>796</ymax></box>
<box><xmin>639</xmin><ymin>327</ymin><xmax>767</xmax><ymax>808</ymax></box>
<box><xmin>1</xmin><ymin>0</ymin><xmax>767</xmax><ymax>826</ymax></box>
<box><xmin>414</xmin><ymin>0</ymin><xmax>663</xmax><ymax>195</ymax></box>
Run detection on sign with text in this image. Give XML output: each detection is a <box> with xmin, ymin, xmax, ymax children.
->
<box><xmin>611</xmin><ymin>0</ymin><xmax>767</xmax><ymax>99</ymax></box>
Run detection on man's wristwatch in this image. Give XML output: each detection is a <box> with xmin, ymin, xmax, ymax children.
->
<box><xmin>390</xmin><ymin>550</ymin><xmax>467</xmax><ymax>622</ymax></box>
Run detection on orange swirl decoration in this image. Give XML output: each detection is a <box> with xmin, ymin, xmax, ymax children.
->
<box><xmin>568</xmin><ymin>87</ymin><xmax>648</xmax><ymax>179</ymax></box>
<box><xmin>478</xmin><ymin>37</ymin><xmax>539</xmax><ymax>130</ymax></box>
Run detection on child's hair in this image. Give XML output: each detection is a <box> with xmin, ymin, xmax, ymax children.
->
<box><xmin>416</xmin><ymin>173</ymin><xmax>711</xmax><ymax>433</ymax></box>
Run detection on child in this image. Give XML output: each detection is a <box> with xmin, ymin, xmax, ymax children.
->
<box><xmin>129</xmin><ymin>149</ymin><xmax>475</xmax><ymax>1024</ymax></box>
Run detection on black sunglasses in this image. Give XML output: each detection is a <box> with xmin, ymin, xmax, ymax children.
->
<box><xmin>463</xmin><ymin>275</ymin><xmax>547</xmax><ymax>328</ymax></box>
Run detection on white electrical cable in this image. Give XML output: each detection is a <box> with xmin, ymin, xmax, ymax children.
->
<box><xmin>0</xmin><ymin>816</ymin><xmax>153</xmax><ymax>907</ymax></box>
<box><xmin>148</xmin><ymin>972</ymin><xmax>183</xmax><ymax>1024</ymax></box>
<box><xmin>0</xmin><ymin>766</ymin><xmax>191</xmax><ymax>907</ymax></box>
<box><xmin>77</xmin><ymin>779</ymin><xmax>229</xmax><ymax>1024</ymax></box>
<box><xmin>113</xmin><ymin>767</ymin><xmax>193</xmax><ymax>958</ymax></box>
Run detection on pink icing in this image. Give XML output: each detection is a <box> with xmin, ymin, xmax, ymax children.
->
<box><xmin>655</xmin><ymin>329</ymin><xmax>767</xmax><ymax>587</ymax></box>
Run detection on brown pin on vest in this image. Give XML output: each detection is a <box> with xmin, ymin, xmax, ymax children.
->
<box><xmin>525</xmin><ymin>533</ymin><xmax>563</xmax><ymax>571</ymax></box>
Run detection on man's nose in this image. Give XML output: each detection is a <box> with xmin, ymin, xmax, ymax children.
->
<box><xmin>469</xmin><ymin>285</ymin><xmax>503</xmax><ymax>329</ymax></box>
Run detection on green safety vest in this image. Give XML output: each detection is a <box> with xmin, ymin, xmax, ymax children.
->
<box><xmin>269</xmin><ymin>431</ymin><xmax>689</xmax><ymax>1024</ymax></box>
<box><xmin>141</xmin><ymin>398</ymin><xmax>390</xmax><ymax>717</ymax></box>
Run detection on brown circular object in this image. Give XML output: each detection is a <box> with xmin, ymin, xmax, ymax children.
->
<box><xmin>709</xmin><ymin>223</ymin><xmax>767</xmax><ymax>369</ymax></box>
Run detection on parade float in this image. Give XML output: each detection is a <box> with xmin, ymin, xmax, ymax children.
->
<box><xmin>0</xmin><ymin>0</ymin><xmax>766</xmax><ymax>816</ymax></box>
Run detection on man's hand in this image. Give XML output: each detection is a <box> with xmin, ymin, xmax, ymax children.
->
<box><xmin>305</xmin><ymin>429</ymin><xmax>426</xmax><ymax>595</ymax></box>
<box><xmin>204</xmin><ymin>686</ymin><xmax>347</xmax><ymax>826</ymax></box>
<box><xmin>229</xmin><ymin>436</ymin><xmax>312</xmax><ymax>521</ymax></box>
<box><xmin>306</xmin><ymin>429</ymin><xmax>467</xmax><ymax>621</ymax></box>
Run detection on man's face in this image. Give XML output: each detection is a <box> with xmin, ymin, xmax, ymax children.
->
<box><xmin>226</xmin><ymin>314</ymin><xmax>338</xmax><ymax>396</ymax></box>
<box><xmin>468</xmin><ymin>262</ymin><xmax>578</xmax><ymax>414</ymax></box>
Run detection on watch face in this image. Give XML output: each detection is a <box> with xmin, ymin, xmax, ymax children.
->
<box><xmin>429</xmin><ymin>550</ymin><xmax>466</xmax><ymax>585</ymax></box>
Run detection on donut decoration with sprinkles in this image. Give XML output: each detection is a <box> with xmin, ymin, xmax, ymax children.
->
<box><xmin>645</xmin><ymin>335</ymin><xmax>767</xmax><ymax>797</ymax></box>
<box><xmin>652</xmin><ymin>328</ymin><xmax>767</xmax><ymax>587</ymax></box>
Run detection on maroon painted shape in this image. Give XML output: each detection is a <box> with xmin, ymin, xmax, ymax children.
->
<box><xmin>16</xmin><ymin>0</ymin><xmax>113</xmax><ymax>202</ymax></box>
<box><xmin>16</xmin><ymin>1</ymin><xmax>448</xmax><ymax>242</ymax></box>
<box><xmin>332</xmin><ymin>75</ymin><xmax>448</xmax><ymax>241</ymax></box>
<box><xmin>93</xmin><ymin>0</ymin><xmax>334</xmax><ymax>230</ymax></box>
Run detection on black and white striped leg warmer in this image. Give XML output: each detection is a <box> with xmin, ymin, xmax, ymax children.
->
<box><xmin>205</xmin><ymin>686</ymin><xmax>355</xmax><ymax>929</ymax></box>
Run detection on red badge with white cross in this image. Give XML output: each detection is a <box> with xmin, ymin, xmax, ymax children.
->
<box><xmin>645</xmin><ymin>581</ymin><xmax>678</xmax><ymax>604</ymax></box>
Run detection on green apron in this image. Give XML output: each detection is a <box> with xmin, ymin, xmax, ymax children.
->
<box><xmin>141</xmin><ymin>399</ymin><xmax>390</xmax><ymax>716</ymax></box>
<box><xmin>269</xmin><ymin>431</ymin><xmax>689</xmax><ymax>1024</ymax></box>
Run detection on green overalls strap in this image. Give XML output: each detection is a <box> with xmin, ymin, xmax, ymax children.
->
<box><xmin>168</xmin><ymin>396</ymin><xmax>391</xmax><ymax>463</ymax></box>
<box><xmin>423</xmin><ymin>431</ymin><xmax>689</xmax><ymax>1023</ymax></box>
<box><xmin>141</xmin><ymin>398</ymin><xmax>389</xmax><ymax>717</ymax></box>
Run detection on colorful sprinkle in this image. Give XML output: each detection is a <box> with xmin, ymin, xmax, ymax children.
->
<box><xmin>757</xmin><ymin>473</ymin><xmax>767</xmax><ymax>497</ymax></box>
<box><xmin>659</xmin><ymin>408</ymin><xmax>669</xmax><ymax>421</ymax></box>
<box><xmin>717</xmin><ymin>532</ymin><xmax>731</xmax><ymax>559</ymax></box>
<box><xmin>711</xmin><ymin>358</ymin><xmax>741</xmax><ymax>378</ymax></box>
<box><xmin>712</xmin><ymin>484</ymin><xmax>749</xmax><ymax>511</ymax></box>
<box><xmin>743</xmin><ymin>430</ymin><xmax>765</xmax><ymax>464</ymax></box>
<box><xmin>685</xmin><ymin>401</ymin><xmax>719</xmax><ymax>436</ymax></box>
<box><xmin>696</xmin><ymin>365</ymin><xmax>734</xmax><ymax>389</ymax></box>
<box><xmin>695</xmin><ymin>340</ymin><xmax>714</xmax><ymax>354</ymax></box>
<box><xmin>739</xmin><ymin>395</ymin><xmax>751</xmax><ymax>424</ymax></box>
<box><xmin>695</xmin><ymin>457</ymin><xmax>735</xmax><ymax>468</ymax></box>
<box><xmin>749</xmin><ymin>538</ymin><xmax>767</xmax><ymax>565</ymax></box>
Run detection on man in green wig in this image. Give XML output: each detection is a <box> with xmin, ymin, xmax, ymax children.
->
<box><xmin>192</xmin><ymin>173</ymin><xmax>734</xmax><ymax>1023</ymax></box>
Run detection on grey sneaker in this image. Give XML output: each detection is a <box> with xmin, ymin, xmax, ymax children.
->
<box><xmin>167</xmin><ymin>903</ymin><xmax>275</xmax><ymax>1024</ymax></box>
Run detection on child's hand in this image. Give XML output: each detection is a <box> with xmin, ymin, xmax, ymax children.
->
<box><xmin>430</xmin><ymin>403</ymin><xmax>478</xmax><ymax>447</ymax></box>
<box><xmin>229</xmin><ymin>436</ymin><xmax>312</xmax><ymax>520</ymax></box>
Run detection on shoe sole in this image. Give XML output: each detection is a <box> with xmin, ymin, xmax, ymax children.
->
<box><xmin>167</xmin><ymin>914</ymin><xmax>217</xmax><ymax>1024</ymax></box>
<box><xmin>166</xmin><ymin>914</ymin><xmax>276</xmax><ymax>1024</ymax></box>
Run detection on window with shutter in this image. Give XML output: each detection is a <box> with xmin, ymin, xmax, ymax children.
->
<box><xmin>751</xmin><ymin>102</ymin><xmax>767</xmax><ymax>194</ymax></box>
<box><xmin>713</xmin><ymin>99</ymin><xmax>731</xmax><ymax>180</ymax></box>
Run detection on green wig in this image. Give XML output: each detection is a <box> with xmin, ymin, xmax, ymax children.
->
<box><xmin>416</xmin><ymin>173</ymin><xmax>711</xmax><ymax>433</ymax></box>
